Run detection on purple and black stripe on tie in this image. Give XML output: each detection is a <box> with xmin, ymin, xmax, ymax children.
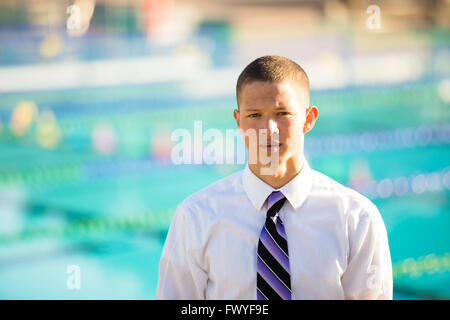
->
<box><xmin>257</xmin><ymin>191</ymin><xmax>292</xmax><ymax>300</ymax></box>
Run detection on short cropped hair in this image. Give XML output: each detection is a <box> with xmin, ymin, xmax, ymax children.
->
<box><xmin>236</xmin><ymin>55</ymin><xmax>310</xmax><ymax>108</ymax></box>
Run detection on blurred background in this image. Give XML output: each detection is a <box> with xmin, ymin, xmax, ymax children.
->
<box><xmin>0</xmin><ymin>0</ymin><xmax>449</xmax><ymax>299</ymax></box>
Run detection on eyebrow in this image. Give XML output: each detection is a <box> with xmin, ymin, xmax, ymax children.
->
<box><xmin>244</xmin><ymin>106</ymin><xmax>291</xmax><ymax>112</ymax></box>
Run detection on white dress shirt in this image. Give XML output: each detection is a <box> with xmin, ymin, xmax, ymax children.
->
<box><xmin>156</xmin><ymin>158</ymin><xmax>393</xmax><ymax>300</ymax></box>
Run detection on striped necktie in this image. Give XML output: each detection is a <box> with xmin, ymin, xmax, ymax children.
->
<box><xmin>257</xmin><ymin>191</ymin><xmax>292</xmax><ymax>300</ymax></box>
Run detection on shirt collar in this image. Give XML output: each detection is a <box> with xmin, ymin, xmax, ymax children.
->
<box><xmin>242</xmin><ymin>157</ymin><xmax>314</xmax><ymax>211</ymax></box>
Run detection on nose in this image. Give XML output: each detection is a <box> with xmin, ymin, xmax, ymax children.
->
<box><xmin>266</xmin><ymin>117</ymin><xmax>279</xmax><ymax>135</ymax></box>
<box><xmin>260</xmin><ymin>116</ymin><xmax>279</xmax><ymax>141</ymax></box>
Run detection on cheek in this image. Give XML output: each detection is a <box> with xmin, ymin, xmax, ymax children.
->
<box><xmin>239</xmin><ymin>120</ymin><xmax>254</xmax><ymax>137</ymax></box>
<box><xmin>282</xmin><ymin>122</ymin><xmax>305</xmax><ymax>150</ymax></box>
<box><xmin>239</xmin><ymin>117</ymin><xmax>254</xmax><ymax>129</ymax></box>
<box><xmin>281</xmin><ymin>118</ymin><xmax>302</xmax><ymax>137</ymax></box>
<box><xmin>239</xmin><ymin>120</ymin><xmax>258</xmax><ymax>147</ymax></box>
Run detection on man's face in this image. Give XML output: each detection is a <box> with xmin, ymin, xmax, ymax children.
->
<box><xmin>234</xmin><ymin>80</ymin><xmax>314</xmax><ymax>169</ymax></box>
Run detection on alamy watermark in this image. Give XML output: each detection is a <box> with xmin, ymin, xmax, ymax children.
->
<box><xmin>66</xmin><ymin>264</ymin><xmax>81</xmax><ymax>290</ymax></box>
<box><xmin>365</xmin><ymin>264</ymin><xmax>388</xmax><ymax>296</ymax></box>
<box><xmin>366</xmin><ymin>5</ymin><xmax>381</xmax><ymax>30</ymax></box>
<box><xmin>66</xmin><ymin>5</ymin><xmax>81</xmax><ymax>30</ymax></box>
<box><xmin>171</xmin><ymin>121</ymin><xmax>280</xmax><ymax>175</ymax></box>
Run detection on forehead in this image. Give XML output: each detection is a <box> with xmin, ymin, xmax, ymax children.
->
<box><xmin>239</xmin><ymin>80</ymin><xmax>308</xmax><ymax>109</ymax></box>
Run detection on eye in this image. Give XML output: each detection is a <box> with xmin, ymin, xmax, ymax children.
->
<box><xmin>277</xmin><ymin>111</ymin><xmax>289</xmax><ymax>116</ymax></box>
<box><xmin>248</xmin><ymin>113</ymin><xmax>260</xmax><ymax>118</ymax></box>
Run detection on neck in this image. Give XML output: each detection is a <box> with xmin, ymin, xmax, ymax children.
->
<box><xmin>249</xmin><ymin>156</ymin><xmax>305</xmax><ymax>189</ymax></box>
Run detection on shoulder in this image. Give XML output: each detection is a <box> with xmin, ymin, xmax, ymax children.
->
<box><xmin>310</xmin><ymin>169</ymin><xmax>388</xmax><ymax>246</ymax></box>
<box><xmin>310</xmin><ymin>169</ymin><xmax>379</xmax><ymax>219</ymax></box>
<box><xmin>177</xmin><ymin>168</ymin><xmax>244</xmax><ymax>214</ymax></box>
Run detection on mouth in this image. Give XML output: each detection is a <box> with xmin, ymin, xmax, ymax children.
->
<box><xmin>259</xmin><ymin>143</ymin><xmax>282</xmax><ymax>150</ymax></box>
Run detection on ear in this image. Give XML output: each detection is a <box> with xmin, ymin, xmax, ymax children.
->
<box><xmin>233</xmin><ymin>108</ymin><xmax>241</xmax><ymax>130</ymax></box>
<box><xmin>303</xmin><ymin>106</ymin><xmax>319</xmax><ymax>134</ymax></box>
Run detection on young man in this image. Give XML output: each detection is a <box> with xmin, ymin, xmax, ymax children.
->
<box><xmin>156</xmin><ymin>55</ymin><xmax>392</xmax><ymax>299</ymax></box>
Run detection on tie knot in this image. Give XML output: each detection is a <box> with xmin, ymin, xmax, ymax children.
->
<box><xmin>267</xmin><ymin>191</ymin><xmax>285</xmax><ymax>212</ymax></box>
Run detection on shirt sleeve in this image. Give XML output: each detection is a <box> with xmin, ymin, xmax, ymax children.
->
<box><xmin>341</xmin><ymin>204</ymin><xmax>393</xmax><ymax>300</ymax></box>
<box><xmin>155</xmin><ymin>204</ymin><xmax>208</xmax><ymax>299</ymax></box>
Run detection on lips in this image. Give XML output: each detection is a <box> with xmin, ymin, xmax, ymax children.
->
<box><xmin>260</xmin><ymin>143</ymin><xmax>282</xmax><ymax>148</ymax></box>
